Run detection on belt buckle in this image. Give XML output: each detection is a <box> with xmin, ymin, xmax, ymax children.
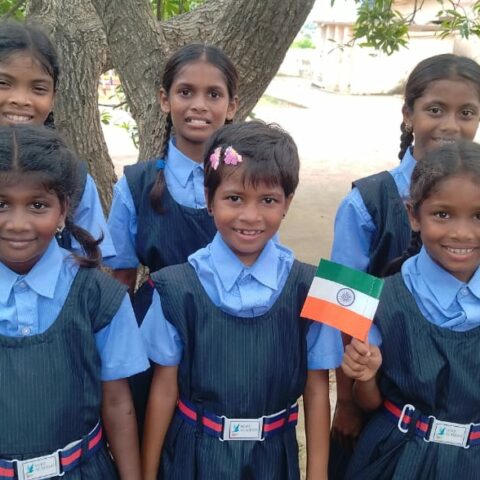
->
<box><xmin>15</xmin><ymin>452</ymin><xmax>63</xmax><ymax>480</ymax></box>
<box><xmin>221</xmin><ymin>417</ymin><xmax>264</xmax><ymax>441</ymax></box>
<box><xmin>425</xmin><ymin>416</ymin><xmax>472</xmax><ymax>449</ymax></box>
<box><xmin>397</xmin><ymin>403</ymin><xmax>415</xmax><ymax>433</ymax></box>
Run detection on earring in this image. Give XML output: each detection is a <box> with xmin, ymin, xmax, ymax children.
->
<box><xmin>404</xmin><ymin>123</ymin><xmax>413</xmax><ymax>133</ymax></box>
<box><xmin>55</xmin><ymin>224</ymin><xmax>65</xmax><ymax>239</ymax></box>
<box><xmin>282</xmin><ymin>213</ymin><xmax>286</xmax><ymax>218</ymax></box>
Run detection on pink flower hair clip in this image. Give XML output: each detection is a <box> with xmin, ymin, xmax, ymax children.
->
<box><xmin>224</xmin><ymin>146</ymin><xmax>242</xmax><ymax>166</ymax></box>
<box><xmin>209</xmin><ymin>147</ymin><xmax>221</xmax><ymax>170</ymax></box>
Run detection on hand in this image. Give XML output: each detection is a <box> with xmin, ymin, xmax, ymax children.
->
<box><xmin>331</xmin><ymin>399</ymin><xmax>364</xmax><ymax>451</ymax></box>
<box><xmin>341</xmin><ymin>338</ymin><xmax>382</xmax><ymax>382</ymax></box>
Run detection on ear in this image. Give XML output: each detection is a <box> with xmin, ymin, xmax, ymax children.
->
<box><xmin>59</xmin><ymin>198</ymin><xmax>69</xmax><ymax>226</ymax></box>
<box><xmin>282</xmin><ymin>193</ymin><xmax>294</xmax><ymax>218</ymax></box>
<box><xmin>159</xmin><ymin>88</ymin><xmax>170</xmax><ymax>114</ymax></box>
<box><xmin>226</xmin><ymin>95</ymin><xmax>238</xmax><ymax>122</ymax></box>
<box><xmin>406</xmin><ymin>201</ymin><xmax>421</xmax><ymax>232</ymax></box>
<box><xmin>204</xmin><ymin>187</ymin><xmax>212</xmax><ymax>213</ymax></box>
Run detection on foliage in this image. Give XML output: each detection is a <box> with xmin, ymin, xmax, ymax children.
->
<box><xmin>0</xmin><ymin>0</ymin><xmax>26</xmax><ymax>20</ymax></box>
<box><xmin>149</xmin><ymin>0</ymin><xmax>204</xmax><ymax>20</ymax></box>
<box><xmin>292</xmin><ymin>37</ymin><xmax>316</xmax><ymax>49</ymax></box>
<box><xmin>292</xmin><ymin>21</ymin><xmax>316</xmax><ymax>49</ymax></box>
<box><xmin>330</xmin><ymin>0</ymin><xmax>480</xmax><ymax>55</ymax></box>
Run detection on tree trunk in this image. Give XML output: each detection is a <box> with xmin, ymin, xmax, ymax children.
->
<box><xmin>27</xmin><ymin>0</ymin><xmax>116</xmax><ymax>212</ymax></box>
<box><xmin>27</xmin><ymin>0</ymin><xmax>315</xmax><ymax>205</ymax></box>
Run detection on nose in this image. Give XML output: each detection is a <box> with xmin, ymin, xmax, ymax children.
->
<box><xmin>191</xmin><ymin>94</ymin><xmax>207</xmax><ymax>112</ymax></box>
<box><xmin>450</xmin><ymin>218</ymin><xmax>475</xmax><ymax>241</ymax></box>
<box><xmin>440</xmin><ymin>112</ymin><xmax>461</xmax><ymax>135</ymax></box>
<box><xmin>5</xmin><ymin>208</ymin><xmax>29</xmax><ymax>232</ymax></box>
<box><xmin>239</xmin><ymin>202</ymin><xmax>261</xmax><ymax>223</ymax></box>
<box><xmin>9</xmin><ymin>87</ymin><xmax>32</xmax><ymax>107</ymax></box>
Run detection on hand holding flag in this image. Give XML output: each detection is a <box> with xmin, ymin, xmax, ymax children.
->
<box><xmin>342</xmin><ymin>338</ymin><xmax>382</xmax><ymax>382</ymax></box>
<box><xmin>300</xmin><ymin>259</ymin><xmax>384</xmax><ymax>341</ymax></box>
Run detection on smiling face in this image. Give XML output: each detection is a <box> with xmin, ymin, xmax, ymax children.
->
<box><xmin>159</xmin><ymin>60</ymin><xmax>237</xmax><ymax>162</ymax></box>
<box><xmin>403</xmin><ymin>79</ymin><xmax>480</xmax><ymax>161</ymax></box>
<box><xmin>408</xmin><ymin>173</ymin><xmax>480</xmax><ymax>282</ymax></box>
<box><xmin>0</xmin><ymin>52</ymin><xmax>54</xmax><ymax>126</ymax></box>
<box><xmin>0</xmin><ymin>175</ymin><xmax>66</xmax><ymax>274</ymax></box>
<box><xmin>207</xmin><ymin>166</ymin><xmax>292</xmax><ymax>266</ymax></box>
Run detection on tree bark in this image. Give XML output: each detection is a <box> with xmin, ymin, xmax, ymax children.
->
<box><xmin>27</xmin><ymin>0</ymin><xmax>315</xmax><ymax>204</ymax></box>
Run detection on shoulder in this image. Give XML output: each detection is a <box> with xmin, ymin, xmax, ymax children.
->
<box><xmin>124</xmin><ymin>159</ymin><xmax>158</xmax><ymax>185</ymax></box>
<box><xmin>151</xmin><ymin>263</ymin><xmax>195</xmax><ymax>290</ymax></box>
<box><xmin>353</xmin><ymin>171</ymin><xmax>393</xmax><ymax>192</ymax></box>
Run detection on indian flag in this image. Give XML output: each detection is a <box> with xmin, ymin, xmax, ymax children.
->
<box><xmin>301</xmin><ymin>259</ymin><xmax>384</xmax><ymax>341</ymax></box>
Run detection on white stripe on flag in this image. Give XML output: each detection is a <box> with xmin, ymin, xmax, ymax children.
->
<box><xmin>308</xmin><ymin>276</ymin><xmax>379</xmax><ymax>320</ymax></box>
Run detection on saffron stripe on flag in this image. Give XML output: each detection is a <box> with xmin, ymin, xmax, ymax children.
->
<box><xmin>301</xmin><ymin>297</ymin><xmax>372</xmax><ymax>341</ymax></box>
<box><xmin>316</xmin><ymin>259</ymin><xmax>383</xmax><ymax>299</ymax></box>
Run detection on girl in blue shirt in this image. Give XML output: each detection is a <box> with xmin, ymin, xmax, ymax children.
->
<box><xmin>141</xmin><ymin>121</ymin><xmax>342</xmax><ymax>480</ymax></box>
<box><xmin>342</xmin><ymin>140</ymin><xmax>480</xmax><ymax>479</ymax></box>
<box><xmin>106</xmin><ymin>43</ymin><xmax>238</xmax><ymax>433</ymax></box>
<box><xmin>0</xmin><ymin>125</ymin><xmax>149</xmax><ymax>479</ymax></box>
<box><xmin>329</xmin><ymin>54</ymin><xmax>480</xmax><ymax>473</ymax></box>
<box><xmin>0</xmin><ymin>20</ymin><xmax>115</xmax><ymax>258</ymax></box>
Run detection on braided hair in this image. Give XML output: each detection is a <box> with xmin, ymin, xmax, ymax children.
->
<box><xmin>149</xmin><ymin>44</ymin><xmax>238</xmax><ymax>213</ymax></box>
<box><xmin>399</xmin><ymin>54</ymin><xmax>480</xmax><ymax>160</ymax></box>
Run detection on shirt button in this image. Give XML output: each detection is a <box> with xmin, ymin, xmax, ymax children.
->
<box><xmin>21</xmin><ymin>327</ymin><xmax>31</xmax><ymax>336</ymax></box>
<box><xmin>17</xmin><ymin>281</ymin><xmax>27</xmax><ymax>289</ymax></box>
<box><xmin>461</xmin><ymin>288</ymin><xmax>469</xmax><ymax>296</ymax></box>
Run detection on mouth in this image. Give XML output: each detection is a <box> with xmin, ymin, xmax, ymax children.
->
<box><xmin>3</xmin><ymin>113</ymin><xmax>34</xmax><ymax>123</ymax></box>
<box><xmin>434</xmin><ymin>137</ymin><xmax>457</xmax><ymax>146</ymax></box>
<box><xmin>1</xmin><ymin>237</ymin><xmax>35</xmax><ymax>247</ymax></box>
<box><xmin>233</xmin><ymin>228</ymin><xmax>263</xmax><ymax>237</ymax></box>
<box><xmin>186</xmin><ymin>117</ymin><xmax>210</xmax><ymax>125</ymax></box>
<box><xmin>444</xmin><ymin>246</ymin><xmax>476</xmax><ymax>256</ymax></box>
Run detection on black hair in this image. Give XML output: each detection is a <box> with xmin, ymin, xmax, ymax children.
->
<box><xmin>0</xmin><ymin>20</ymin><xmax>60</xmax><ymax>128</ymax></box>
<box><xmin>385</xmin><ymin>140</ymin><xmax>480</xmax><ymax>275</ymax></box>
<box><xmin>399</xmin><ymin>54</ymin><xmax>480</xmax><ymax>160</ymax></box>
<box><xmin>150</xmin><ymin>43</ymin><xmax>238</xmax><ymax>213</ymax></box>
<box><xmin>203</xmin><ymin>120</ymin><xmax>299</xmax><ymax>205</ymax></box>
<box><xmin>0</xmin><ymin>125</ymin><xmax>101</xmax><ymax>267</ymax></box>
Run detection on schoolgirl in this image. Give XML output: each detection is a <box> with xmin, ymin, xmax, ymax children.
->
<box><xmin>329</xmin><ymin>54</ymin><xmax>480</xmax><ymax>475</ymax></box>
<box><xmin>0</xmin><ymin>125</ymin><xmax>148</xmax><ymax>479</ymax></box>
<box><xmin>342</xmin><ymin>140</ymin><xmax>480</xmax><ymax>479</ymax></box>
<box><xmin>141</xmin><ymin>121</ymin><xmax>342</xmax><ymax>480</ymax></box>
<box><xmin>0</xmin><ymin>20</ymin><xmax>115</xmax><ymax>257</ymax></box>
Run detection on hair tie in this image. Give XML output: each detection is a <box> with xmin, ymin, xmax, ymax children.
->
<box><xmin>156</xmin><ymin>159</ymin><xmax>166</xmax><ymax>171</ymax></box>
<box><xmin>209</xmin><ymin>145</ymin><xmax>242</xmax><ymax>170</ymax></box>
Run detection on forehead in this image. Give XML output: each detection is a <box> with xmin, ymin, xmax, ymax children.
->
<box><xmin>218</xmin><ymin>165</ymin><xmax>283</xmax><ymax>192</ymax></box>
<box><xmin>416</xmin><ymin>78</ymin><xmax>480</xmax><ymax>105</ymax></box>
<box><xmin>0</xmin><ymin>172</ymin><xmax>53</xmax><ymax>193</ymax></box>
<box><xmin>425</xmin><ymin>173</ymin><xmax>480</xmax><ymax>204</ymax></box>
<box><xmin>172</xmin><ymin>60</ymin><xmax>228</xmax><ymax>89</ymax></box>
<box><xmin>0</xmin><ymin>51</ymin><xmax>53</xmax><ymax>80</ymax></box>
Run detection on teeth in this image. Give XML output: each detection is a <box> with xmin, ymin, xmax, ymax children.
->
<box><xmin>235</xmin><ymin>229</ymin><xmax>261</xmax><ymax>236</ymax></box>
<box><xmin>446</xmin><ymin>247</ymin><xmax>474</xmax><ymax>254</ymax></box>
<box><xmin>187</xmin><ymin>118</ymin><xmax>208</xmax><ymax>125</ymax></box>
<box><xmin>5</xmin><ymin>114</ymin><xmax>32</xmax><ymax>123</ymax></box>
<box><xmin>436</xmin><ymin>138</ymin><xmax>456</xmax><ymax>145</ymax></box>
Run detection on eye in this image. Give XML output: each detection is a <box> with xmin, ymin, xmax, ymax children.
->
<box><xmin>434</xmin><ymin>211</ymin><xmax>449</xmax><ymax>219</ymax></box>
<box><xmin>0</xmin><ymin>200</ymin><xmax>7</xmax><ymax>209</ymax></box>
<box><xmin>263</xmin><ymin>197</ymin><xmax>277</xmax><ymax>205</ymax></box>
<box><xmin>179</xmin><ymin>88</ymin><xmax>191</xmax><ymax>97</ymax></box>
<box><xmin>31</xmin><ymin>201</ymin><xmax>47</xmax><ymax>210</ymax></box>
<box><xmin>427</xmin><ymin>106</ymin><xmax>442</xmax><ymax>115</ymax></box>
<box><xmin>461</xmin><ymin>108</ymin><xmax>476</xmax><ymax>118</ymax></box>
<box><xmin>210</xmin><ymin>90</ymin><xmax>220</xmax><ymax>99</ymax></box>
<box><xmin>227</xmin><ymin>195</ymin><xmax>241</xmax><ymax>203</ymax></box>
<box><xmin>33</xmin><ymin>85</ymin><xmax>50</xmax><ymax>94</ymax></box>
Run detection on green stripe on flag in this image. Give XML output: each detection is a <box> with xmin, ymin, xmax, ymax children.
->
<box><xmin>315</xmin><ymin>259</ymin><xmax>384</xmax><ymax>298</ymax></box>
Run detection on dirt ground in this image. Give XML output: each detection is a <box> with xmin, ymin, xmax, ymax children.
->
<box><xmin>104</xmin><ymin>76</ymin><xmax>404</xmax><ymax>477</ymax></box>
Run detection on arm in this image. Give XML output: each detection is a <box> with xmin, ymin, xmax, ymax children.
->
<box><xmin>341</xmin><ymin>338</ymin><xmax>383</xmax><ymax>411</ymax></box>
<box><xmin>142</xmin><ymin>364</ymin><xmax>178</xmax><ymax>480</ymax></box>
<box><xmin>304</xmin><ymin>369</ymin><xmax>330</xmax><ymax>480</ymax></box>
<box><xmin>102</xmin><ymin>379</ymin><xmax>141</xmax><ymax>480</ymax></box>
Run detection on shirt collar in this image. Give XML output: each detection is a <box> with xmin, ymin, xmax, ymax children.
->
<box><xmin>416</xmin><ymin>247</ymin><xmax>480</xmax><ymax>308</ymax></box>
<box><xmin>210</xmin><ymin>233</ymin><xmax>280</xmax><ymax>292</ymax></box>
<box><xmin>0</xmin><ymin>239</ymin><xmax>64</xmax><ymax>303</ymax></box>
<box><xmin>165</xmin><ymin>138</ymin><xmax>204</xmax><ymax>187</ymax></box>
<box><xmin>400</xmin><ymin>146</ymin><xmax>417</xmax><ymax>185</ymax></box>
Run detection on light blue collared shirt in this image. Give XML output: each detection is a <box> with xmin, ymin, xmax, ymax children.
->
<box><xmin>106</xmin><ymin>139</ymin><xmax>206</xmax><ymax>269</ymax></box>
<box><xmin>331</xmin><ymin>148</ymin><xmax>417</xmax><ymax>271</ymax></box>
<box><xmin>141</xmin><ymin>233</ymin><xmax>343</xmax><ymax>370</ymax></box>
<box><xmin>0</xmin><ymin>239</ymin><xmax>149</xmax><ymax>381</ymax></box>
<box><xmin>73</xmin><ymin>174</ymin><xmax>116</xmax><ymax>259</ymax></box>
<box><xmin>369</xmin><ymin>247</ymin><xmax>480</xmax><ymax>345</ymax></box>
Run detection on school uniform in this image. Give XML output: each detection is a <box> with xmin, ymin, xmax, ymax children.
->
<box><xmin>331</xmin><ymin>148</ymin><xmax>416</xmax><ymax>274</ymax></box>
<box><xmin>346</xmin><ymin>248</ymin><xmax>480</xmax><ymax>480</ymax></box>
<box><xmin>141</xmin><ymin>233</ymin><xmax>343</xmax><ymax>480</ymax></box>
<box><xmin>0</xmin><ymin>239</ymin><xmax>149</xmax><ymax>478</ymax></box>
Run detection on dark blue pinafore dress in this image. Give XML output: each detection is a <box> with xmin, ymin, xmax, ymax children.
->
<box><xmin>125</xmin><ymin>159</ymin><xmax>216</xmax><ymax>436</ymax></box>
<box><xmin>346</xmin><ymin>274</ymin><xmax>480</xmax><ymax>480</ymax></box>
<box><xmin>353</xmin><ymin>171</ymin><xmax>411</xmax><ymax>276</ymax></box>
<box><xmin>151</xmin><ymin>260</ymin><xmax>315</xmax><ymax>480</ymax></box>
<box><xmin>0</xmin><ymin>268</ymin><xmax>127</xmax><ymax>479</ymax></box>
<box><xmin>329</xmin><ymin>172</ymin><xmax>412</xmax><ymax>480</ymax></box>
